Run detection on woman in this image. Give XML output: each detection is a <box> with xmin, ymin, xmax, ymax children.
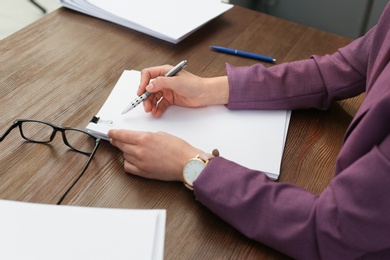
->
<box><xmin>109</xmin><ymin>3</ymin><xmax>390</xmax><ymax>259</ymax></box>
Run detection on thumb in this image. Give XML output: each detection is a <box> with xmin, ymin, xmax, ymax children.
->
<box><xmin>145</xmin><ymin>81</ymin><xmax>157</xmax><ymax>93</ymax></box>
<box><xmin>145</xmin><ymin>77</ymin><xmax>176</xmax><ymax>94</ymax></box>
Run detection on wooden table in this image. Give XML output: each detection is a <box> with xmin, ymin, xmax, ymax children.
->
<box><xmin>0</xmin><ymin>6</ymin><xmax>362</xmax><ymax>259</ymax></box>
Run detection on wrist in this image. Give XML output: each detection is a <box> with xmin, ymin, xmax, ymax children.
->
<box><xmin>182</xmin><ymin>149</ymin><xmax>219</xmax><ymax>190</ymax></box>
<box><xmin>202</xmin><ymin>76</ymin><xmax>229</xmax><ymax>106</ymax></box>
<box><xmin>179</xmin><ymin>148</ymin><xmax>203</xmax><ymax>182</ymax></box>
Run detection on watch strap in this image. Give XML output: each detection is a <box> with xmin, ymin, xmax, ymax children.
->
<box><xmin>198</xmin><ymin>152</ymin><xmax>214</xmax><ymax>163</ymax></box>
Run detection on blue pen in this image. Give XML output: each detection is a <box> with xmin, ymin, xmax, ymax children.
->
<box><xmin>210</xmin><ymin>46</ymin><xmax>276</xmax><ymax>63</ymax></box>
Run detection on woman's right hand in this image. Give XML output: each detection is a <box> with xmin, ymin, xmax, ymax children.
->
<box><xmin>138</xmin><ymin>64</ymin><xmax>229</xmax><ymax>118</ymax></box>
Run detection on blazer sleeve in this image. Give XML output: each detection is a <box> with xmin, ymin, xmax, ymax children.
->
<box><xmin>225</xmin><ymin>26</ymin><xmax>375</xmax><ymax>111</ymax></box>
<box><xmin>193</xmin><ymin>132</ymin><xmax>390</xmax><ymax>259</ymax></box>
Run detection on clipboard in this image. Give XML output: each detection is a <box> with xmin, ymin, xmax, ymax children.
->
<box><xmin>86</xmin><ymin>70</ymin><xmax>291</xmax><ymax>180</ymax></box>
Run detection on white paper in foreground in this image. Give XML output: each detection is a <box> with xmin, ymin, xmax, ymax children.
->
<box><xmin>0</xmin><ymin>200</ymin><xmax>165</xmax><ymax>260</ymax></box>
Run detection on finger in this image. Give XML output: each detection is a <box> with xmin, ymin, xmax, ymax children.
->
<box><xmin>139</xmin><ymin>65</ymin><xmax>172</xmax><ymax>95</ymax></box>
<box><xmin>109</xmin><ymin>137</ymin><xmax>118</xmax><ymax>147</ymax></box>
<box><xmin>124</xmin><ymin>161</ymin><xmax>156</xmax><ymax>180</ymax></box>
<box><xmin>151</xmin><ymin>91</ymin><xmax>163</xmax><ymax>104</ymax></box>
<box><xmin>123</xmin><ymin>155</ymin><xmax>152</xmax><ymax>178</ymax></box>
<box><xmin>108</xmin><ymin>129</ymin><xmax>137</xmax><ymax>144</ymax></box>
<box><xmin>146</xmin><ymin>76</ymin><xmax>177</xmax><ymax>94</ymax></box>
<box><xmin>151</xmin><ymin>98</ymin><xmax>170</xmax><ymax>118</ymax></box>
<box><xmin>143</xmin><ymin>98</ymin><xmax>153</xmax><ymax>113</ymax></box>
<box><xmin>142</xmin><ymin>91</ymin><xmax>163</xmax><ymax>113</ymax></box>
<box><xmin>124</xmin><ymin>160</ymin><xmax>142</xmax><ymax>175</ymax></box>
<box><xmin>116</xmin><ymin>143</ymin><xmax>138</xmax><ymax>157</ymax></box>
<box><xmin>123</xmin><ymin>152</ymin><xmax>138</xmax><ymax>166</ymax></box>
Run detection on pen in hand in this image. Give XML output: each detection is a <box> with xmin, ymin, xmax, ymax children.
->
<box><xmin>121</xmin><ymin>60</ymin><xmax>188</xmax><ymax>114</ymax></box>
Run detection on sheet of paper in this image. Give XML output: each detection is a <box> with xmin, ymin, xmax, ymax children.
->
<box><xmin>59</xmin><ymin>0</ymin><xmax>233</xmax><ymax>43</ymax></box>
<box><xmin>86</xmin><ymin>70</ymin><xmax>291</xmax><ymax>179</ymax></box>
<box><xmin>0</xmin><ymin>200</ymin><xmax>165</xmax><ymax>260</ymax></box>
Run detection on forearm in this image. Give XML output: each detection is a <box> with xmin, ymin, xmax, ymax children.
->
<box><xmin>193</xmin><ymin>157</ymin><xmax>320</xmax><ymax>259</ymax></box>
<box><xmin>193</xmin><ymin>141</ymin><xmax>390</xmax><ymax>259</ymax></box>
<box><xmin>226</xmin><ymin>56</ymin><xmax>365</xmax><ymax>111</ymax></box>
<box><xmin>225</xmin><ymin>30</ymin><xmax>373</xmax><ymax>111</ymax></box>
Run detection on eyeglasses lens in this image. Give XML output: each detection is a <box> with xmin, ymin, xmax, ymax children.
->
<box><xmin>20</xmin><ymin>121</ymin><xmax>53</xmax><ymax>142</ymax></box>
<box><xmin>64</xmin><ymin>129</ymin><xmax>96</xmax><ymax>153</ymax></box>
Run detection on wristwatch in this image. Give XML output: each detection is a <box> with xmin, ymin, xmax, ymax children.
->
<box><xmin>183</xmin><ymin>152</ymin><xmax>216</xmax><ymax>190</ymax></box>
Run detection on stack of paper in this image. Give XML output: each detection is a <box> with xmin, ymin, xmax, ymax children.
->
<box><xmin>86</xmin><ymin>70</ymin><xmax>291</xmax><ymax>180</ymax></box>
<box><xmin>59</xmin><ymin>0</ymin><xmax>233</xmax><ymax>43</ymax></box>
<box><xmin>0</xmin><ymin>200</ymin><xmax>166</xmax><ymax>260</ymax></box>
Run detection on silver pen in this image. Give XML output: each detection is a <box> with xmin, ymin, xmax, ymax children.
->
<box><xmin>121</xmin><ymin>60</ymin><xmax>188</xmax><ymax>114</ymax></box>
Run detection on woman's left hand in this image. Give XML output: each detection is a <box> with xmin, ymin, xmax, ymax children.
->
<box><xmin>108</xmin><ymin>129</ymin><xmax>202</xmax><ymax>181</ymax></box>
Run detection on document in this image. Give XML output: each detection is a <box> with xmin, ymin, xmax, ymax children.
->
<box><xmin>59</xmin><ymin>0</ymin><xmax>233</xmax><ymax>43</ymax></box>
<box><xmin>0</xmin><ymin>199</ymin><xmax>166</xmax><ymax>260</ymax></box>
<box><xmin>86</xmin><ymin>70</ymin><xmax>291</xmax><ymax>180</ymax></box>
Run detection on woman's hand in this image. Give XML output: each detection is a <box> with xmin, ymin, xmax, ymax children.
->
<box><xmin>108</xmin><ymin>129</ymin><xmax>203</xmax><ymax>181</ymax></box>
<box><xmin>139</xmin><ymin>64</ymin><xmax>229</xmax><ymax>118</ymax></box>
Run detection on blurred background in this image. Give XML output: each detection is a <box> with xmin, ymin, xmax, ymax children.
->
<box><xmin>1</xmin><ymin>0</ymin><xmax>388</xmax><ymax>40</ymax></box>
<box><xmin>1</xmin><ymin>0</ymin><xmax>60</xmax><ymax>40</ymax></box>
<box><xmin>229</xmin><ymin>0</ymin><xmax>389</xmax><ymax>38</ymax></box>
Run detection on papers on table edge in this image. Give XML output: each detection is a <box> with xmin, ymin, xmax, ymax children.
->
<box><xmin>59</xmin><ymin>0</ymin><xmax>233</xmax><ymax>44</ymax></box>
<box><xmin>86</xmin><ymin>70</ymin><xmax>291</xmax><ymax>180</ymax></box>
<box><xmin>0</xmin><ymin>199</ymin><xmax>166</xmax><ymax>260</ymax></box>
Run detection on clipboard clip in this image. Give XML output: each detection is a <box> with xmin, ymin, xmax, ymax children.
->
<box><xmin>90</xmin><ymin>116</ymin><xmax>113</xmax><ymax>125</ymax></box>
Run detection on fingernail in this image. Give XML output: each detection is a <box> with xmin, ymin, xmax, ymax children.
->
<box><xmin>146</xmin><ymin>83</ymin><xmax>155</xmax><ymax>91</ymax></box>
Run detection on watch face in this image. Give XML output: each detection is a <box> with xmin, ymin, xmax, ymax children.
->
<box><xmin>183</xmin><ymin>158</ymin><xmax>205</xmax><ymax>186</ymax></box>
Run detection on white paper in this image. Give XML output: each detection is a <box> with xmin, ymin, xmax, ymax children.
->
<box><xmin>59</xmin><ymin>0</ymin><xmax>233</xmax><ymax>43</ymax></box>
<box><xmin>86</xmin><ymin>70</ymin><xmax>291</xmax><ymax>179</ymax></box>
<box><xmin>0</xmin><ymin>200</ymin><xmax>165</xmax><ymax>260</ymax></box>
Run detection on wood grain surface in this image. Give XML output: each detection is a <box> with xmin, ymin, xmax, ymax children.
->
<box><xmin>0</xmin><ymin>6</ymin><xmax>362</xmax><ymax>259</ymax></box>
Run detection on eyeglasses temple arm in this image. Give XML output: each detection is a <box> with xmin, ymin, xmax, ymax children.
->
<box><xmin>57</xmin><ymin>139</ymin><xmax>100</xmax><ymax>205</ymax></box>
<box><xmin>0</xmin><ymin>123</ymin><xmax>19</xmax><ymax>142</ymax></box>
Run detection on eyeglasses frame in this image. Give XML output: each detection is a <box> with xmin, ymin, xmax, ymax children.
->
<box><xmin>0</xmin><ymin>119</ymin><xmax>101</xmax><ymax>204</ymax></box>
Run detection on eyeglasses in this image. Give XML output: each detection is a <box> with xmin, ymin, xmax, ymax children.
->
<box><xmin>0</xmin><ymin>119</ymin><xmax>101</xmax><ymax>204</ymax></box>
<box><xmin>1</xmin><ymin>119</ymin><xmax>99</xmax><ymax>154</ymax></box>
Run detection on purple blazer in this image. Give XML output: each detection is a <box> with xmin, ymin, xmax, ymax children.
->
<box><xmin>194</xmin><ymin>3</ymin><xmax>390</xmax><ymax>259</ymax></box>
